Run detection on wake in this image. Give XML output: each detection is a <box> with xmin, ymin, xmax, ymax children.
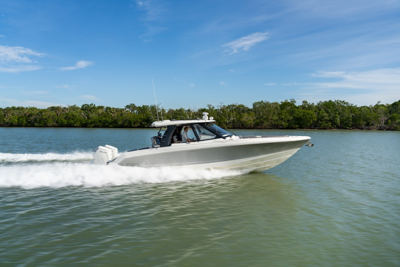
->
<box><xmin>0</xmin><ymin>152</ymin><xmax>93</xmax><ymax>163</ymax></box>
<box><xmin>0</xmin><ymin>152</ymin><xmax>243</xmax><ymax>189</ymax></box>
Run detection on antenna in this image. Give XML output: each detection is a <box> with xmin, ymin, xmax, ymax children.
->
<box><xmin>159</xmin><ymin>103</ymin><xmax>164</xmax><ymax>121</ymax></box>
<box><xmin>152</xmin><ymin>78</ymin><xmax>160</xmax><ymax>121</ymax></box>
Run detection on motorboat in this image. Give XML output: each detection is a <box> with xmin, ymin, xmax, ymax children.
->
<box><xmin>93</xmin><ymin>113</ymin><xmax>312</xmax><ymax>172</ymax></box>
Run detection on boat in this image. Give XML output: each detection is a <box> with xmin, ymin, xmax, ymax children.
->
<box><xmin>93</xmin><ymin>113</ymin><xmax>312</xmax><ymax>172</ymax></box>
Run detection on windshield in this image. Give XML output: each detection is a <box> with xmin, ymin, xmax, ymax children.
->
<box><xmin>193</xmin><ymin>124</ymin><xmax>217</xmax><ymax>140</ymax></box>
<box><xmin>191</xmin><ymin>123</ymin><xmax>234</xmax><ymax>141</ymax></box>
<box><xmin>205</xmin><ymin>123</ymin><xmax>233</xmax><ymax>137</ymax></box>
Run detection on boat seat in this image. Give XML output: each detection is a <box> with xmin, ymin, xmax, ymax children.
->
<box><xmin>151</xmin><ymin>136</ymin><xmax>160</xmax><ymax>148</ymax></box>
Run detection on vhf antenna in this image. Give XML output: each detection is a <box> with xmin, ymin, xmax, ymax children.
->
<box><xmin>152</xmin><ymin>79</ymin><xmax>163</xmax><ymax>121</ymax></box>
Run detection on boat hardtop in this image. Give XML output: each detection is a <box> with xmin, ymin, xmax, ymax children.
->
<box><xmin>150</xmin><ymin>118</ymin><xmax>215</xmax><ymax>127</ymax></box>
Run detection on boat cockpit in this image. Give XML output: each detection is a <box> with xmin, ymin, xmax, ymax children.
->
<box><xmin>150</xmin><ymin>122</ymin><xmax>234</xmax><ymax>148</ymax></box>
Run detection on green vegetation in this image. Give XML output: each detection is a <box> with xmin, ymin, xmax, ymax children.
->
<box><xmin>1</xmin><ymin>100</ymin><xmax>399</xmax><ymax>130</ymax></box>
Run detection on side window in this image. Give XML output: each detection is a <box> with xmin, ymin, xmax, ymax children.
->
<box><xmin>194</xmin><ymin>124</ymin><xmax>217</xmax><ymax>140</ymax></box>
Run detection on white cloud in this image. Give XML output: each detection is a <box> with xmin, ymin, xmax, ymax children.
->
<box><xmin>55</xmin><ymin>84</ymin><xmax>75</xmax><ymax>89</ymax></box>
<box><xmin>222</xmin><ymin>32</ymin><xmax>269</xmax><ymax>55</ymax></box>
<box><xmin>0</xmin><ymin>65</ymin><xmax>42</xmax><ymax>73</ymax></box>
<box><xmin>288</xmin><ymin>0</ymin><xmax>400</xmax><ymax>19</ymax></box>
<box><xmin>0</xmin><ymin>46</ymin><xmax>43</xmax><ymax>73</ymax></box>
<box><xmin>135</xmin><ymin>0</ymin><xmax>165</xmax><ymax>21</ymax></box>
<box><xmin>264</xmin><ymin>83</ymin><xmax>276</xmax><ymax>86</ymax></box>
<box><xmin>297</xmin><ymin>68</ymin><xmax>400</xmax><ymax>105</ymax></box>
<box><xmin>0</xmin><ymin>98</ymin><xmax>60</xmax><ymax>108</ymax></box>
<box><xmin>61</xmin><ymin>60</ymin><xmax>94</xmax><ymax>71</ymax></box>
<box><xmin>134</xmin><ymin>0</ymin><xmax>167</xmax><ymax>41</ymax></box>
<box><xmin>282</xmin><ymin>82</ymin><xmax>301</xmax><ymax>86</ymax></box>
<box><xmin>23</xmin><ymin>101</ymin><xmax>61</xmax><ymax>108</ymax></box>
<box><xmin>80</xmin><ymin>95</ymin><xmax>100</xmax><ymax>101</ymax></box>
<box><xmin>0</xmin><ymin>45</ymin><xmax>43</xmax><ymax>63</ymax></box>
<box><xmin>0</xmin><ymin>97</ymin><xmax>17</xmax><ymax>102</ymax></box>
<box><xmin>219</xmin><ymin>81</ymin><xmax>227</xmax><ymax>87</ymax></box>
<box><xmin>312</xmin><ymin>69</ymin><xmax>400</xmax><ymax>88</ymax></box>
<box><xmin>0</xmin><ymin>35</ymin><xmax>5</xmax><ymax>38</ymax></box>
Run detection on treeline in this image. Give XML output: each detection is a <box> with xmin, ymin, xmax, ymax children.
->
<box><xmin>0</xmin><ymin>99</ymin><xmax>399</xmax><ymax>130</ymax></box>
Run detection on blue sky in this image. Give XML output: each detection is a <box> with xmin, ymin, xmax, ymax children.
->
<box><xmin>1</xmin><ymin>0</ymin><xmax>400</xmax><ymax>109</ymax></box>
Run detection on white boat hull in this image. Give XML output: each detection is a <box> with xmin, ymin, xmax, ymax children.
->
<box><xmin>171</xmin><ymin>147</ymin><xmax>300</xmax><ymax>172</ymax></box>
<box><xmin>102</xmin><ymin>136</ymin><xmax>310</xmax><ymax>172</ymax></box>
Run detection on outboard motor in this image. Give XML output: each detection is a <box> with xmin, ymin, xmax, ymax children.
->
<box><xmin>93</xmin><ymin>145</ymin><xmax>118</xmax><ymax>165</ymax></box>
<box><xmin>105</xmin><ymin>145</ymin><xmax>118</xmax><ymax>159</ymax></box>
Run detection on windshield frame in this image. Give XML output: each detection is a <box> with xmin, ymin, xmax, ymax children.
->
<box><xmin>191</xmin><ymin>123</ymin><xmax>233</xmax><ymax>141</ymax></box>
<box><xmin>203</xmin><ymin>123</ymin><xmax>234</xmax><ymax>137</ymax></box>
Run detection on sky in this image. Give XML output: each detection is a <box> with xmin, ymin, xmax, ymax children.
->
<box><xmin>0</xmin><ymin>0</ymin><xmax>400</xmax><ymax>109</ymax></box>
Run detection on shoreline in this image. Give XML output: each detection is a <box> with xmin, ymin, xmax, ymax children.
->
<box><xmin>2</xmin><ymin>100</ymin><xmax>399</xmax><ymax>131</ymax></box>
<box><xmin>0</xmin><ymin>126</ymin><xmax>397</xmax><ymax>131</ymax></box>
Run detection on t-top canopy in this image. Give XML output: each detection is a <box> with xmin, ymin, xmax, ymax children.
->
<box><xmin>150</xmin><ymin>119</ymin><xmax>216</xmax><ymax>127</ymax></box>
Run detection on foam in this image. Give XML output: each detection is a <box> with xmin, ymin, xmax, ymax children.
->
<box><xmin>0</xmin><ymin>152</ymin><xmax>93</xmax><ymax>163</ymax></box>
<box><xmin>0</xmin><ymin>157</ymin><xmax>244</xmax><ymax>189</ymax></box>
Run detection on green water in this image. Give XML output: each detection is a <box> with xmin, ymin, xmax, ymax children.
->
<box><xmin>0</xmin><ymin>128</ymin><xmax>399</xmax><ymax>266</ymax></box>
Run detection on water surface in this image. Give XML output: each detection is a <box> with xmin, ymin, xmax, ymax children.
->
<box><xmin>0</xmin><ymin>128</ymin><xmax>399</xmax><ymax>266</ymax></box>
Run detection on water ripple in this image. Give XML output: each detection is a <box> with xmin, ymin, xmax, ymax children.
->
<box><xmin>1</xmin><ymin>130</ymin><xmax>399</xmax><ymax>266</ymax></box>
